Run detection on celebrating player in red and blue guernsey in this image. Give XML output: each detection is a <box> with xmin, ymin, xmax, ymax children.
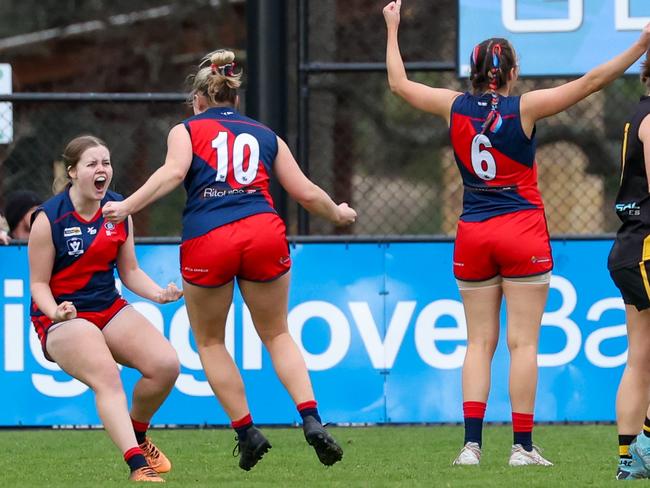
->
<box><xmin>384</xmin><ymin>0</ymin><xmax>650</xmax><ymax>468</ymax></box>
<box><xmin>28</xmin><ymin>135</ymin><xmax>183</xmax><ymax>483</ymax></box>
<box><xmin>103</xmin><ymin>49</ymin><xmax>356</xmax><ymax>471</ymax></box>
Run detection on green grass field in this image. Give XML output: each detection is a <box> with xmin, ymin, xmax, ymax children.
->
<box><xmin>0</xmin><ymin>425</ymin><xmax>626</xmax><ymax>487</ymax></box>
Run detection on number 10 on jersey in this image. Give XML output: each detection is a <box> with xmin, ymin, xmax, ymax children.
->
<box><xmin>211</xmin><ymin>132</ymin><xmax>260</xmax><ymax>185</ymax></box>
<box><xmin>471</xmin><ymin>134</ymin><xmax>496</xmax><ymax>181</ymax></box>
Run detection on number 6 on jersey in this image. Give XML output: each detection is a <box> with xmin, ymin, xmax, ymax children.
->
<box><xmin>212</xmin><ymin>131</ymin><xmax>260</xmax><ymax>185</ymax></box>
<box><xmin>471</xmin><ymin>134</ymin><xmax>496</xmax><ymax>181</ymax></box>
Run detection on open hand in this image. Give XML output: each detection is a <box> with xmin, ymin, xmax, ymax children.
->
<box><xmin>383</xmin><ymin>0</ymin><xmax>402</xmax><ymax>30</ymax></box>
<box><xmin>156</xmin><ymin>282</ymin><xmax>183</xmax><ymax>304</ymax></box>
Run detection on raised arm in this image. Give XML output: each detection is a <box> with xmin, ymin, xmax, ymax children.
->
<box><xmin>384</xmin><ymin>0</ymin><xmax>461</xmax><ymax>123</ymax></box>
<box><xmin>116</xmin><ymin>216</ymin><xmax>183</xmax><ymax>303</ymax></box>
<box><xmin>521</xmin><ymin>23</ymin><xmax>650</xmax><ymax>129</ymax></box>
<box><xmin>102</xmin><ymin>123</ymin><xmax>192</xmax><ymax>223</ymax></box>
<box><xmin>274</xmin><ymin>137</ymin><xmax>356</xmax><ymax>226</ymax></box>
<box><xmin>28</xmin><ymin>212</ymin><xmax>76</xmax><ymax>322</ymax></box>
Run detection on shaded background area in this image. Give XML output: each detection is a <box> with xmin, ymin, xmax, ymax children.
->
<box><xmin>0</xmin><ymin>0</ymin><xmax>640</xmax><ymax>236</ymax></box>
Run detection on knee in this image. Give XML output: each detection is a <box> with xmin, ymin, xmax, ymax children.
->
<box><xmin>626</xmin><ymin>353</ymin><xmax>650</xmax><ymax>376</ymax></box>
<box><xmin>91</xmin><ymin>365</ymin><xmax>124</xmax><ymax>395</ymax></box>
<box><xmin>150</xmin><ymin>351</ymin><xmax>181</xmax><ymax>385</ymax></box>
<box><xmin>194</xmin><ymin>332</ymin><xmax>225</xmax><ymax>349</ymax></box>
<box><xmin>467</xmin><ymin>338</ymin><xmax>498</xmax><ymax>355</ymax></box>
<box><xmin>507</xmin><ymin>339</ymin><xmax>537</xmax><ymax>356</ymax></box>
<box><xmin>258</xmin><ymin>328</ymin><xmax>287</xmax><ymax>347</ymax></box>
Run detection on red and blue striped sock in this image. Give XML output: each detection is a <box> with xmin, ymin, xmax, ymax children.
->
<box><xmin>512</xmin><ymin>412</ymin><xmax>534</xmax><ymax>451</ymax></box>
<box><xmin>232</xmin><ymin>413</ymin><xmax>254</xmax><ymax>441</ymax></box>
<box><xmin>131</xmin><ymin>417</ymin><xmax>149</xmax><ymax>445</ymax></box>
<box><xmin>297</xmin><ymin>400</ymin><xmax>321</xmax><ymax>424</ymax></box>
<box><xmin>124</xmin><ymin>446</ymin><xmax>148</xmax><ymax>472</ymax></box>
<box><xmin>463</xmin><ymin>401</ymin><xmax>486</xmax><ymax>447</ymax></box>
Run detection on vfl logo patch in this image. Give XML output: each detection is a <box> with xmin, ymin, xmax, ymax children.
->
<box><xmin>63</xmin><ymin>226</ymin><xmax>82</xmax><ymax>237</ymax></box>
<box><xmin>66</xmin><ymin>237</ymin><xmax>84</xmax><ymax>257</ymax></box>
<box><xmin>104</xmin><ymin>222</ymin><xmax>115</xmax><ymax>236</ymax></box>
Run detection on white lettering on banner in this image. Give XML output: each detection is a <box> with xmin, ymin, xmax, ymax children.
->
<box><xmin>585</xmin><ymin>297</ymin><xmax>627</xmax><ymax>368</ymax></box>
<box><xmin>615</xmin><ymin>0</ymin><xmax>650</xmax><ymax>30</ymax></box>
<box><xmin>242</xmin><ymin>305</ymin><xmax>262</xmax><ymax>370</ymax></box>
<box><xmin>0</xmin><ymin>274</ymin><xmax>634</xmax><ymax>397</ymax></box>
<box><xmin>170</xmin><ymin>304</ymin><xmax>218</xmax><ymax>396</ymax></box>
<box><xmin>539</xmin><ymin>275</ymin><xmax>582</xmax><ymax>367</ymax></box>
<box><xmin>349</xmin><ymin>301</ymin><xmax>415</xmax><ymax>369</ymax></box>
<box><xmin>131</xmin><ymin>302</ymin><xmax>164</xmax><ymax>334</ymax></box>
<box><xmin>4</xmin><ymin>304</ymin><xmax>23</xmax><ymax>371</ymax></box>
<box><xmin>415</xmin><ymin>300</ymin><xmax>467</xmax><ymax>370</ymax></box>
<box><xmin>29</xmin><ymin>326</ymin><xmax>88</xmax><ymax>397</ymax></box>
<box><xmin>4</xmin><ymin>279</ymin><xmax>24</xmax><ymax>371</ymax></box>
<box><xmin>288</xmin><ymin>301</ymin><xmax>351</xmax><ymax>371</ymax></box>
<box><xmin>502</xmin><ymin>0</ymin><xmax>583</xmax><ymax>33</ymax></box>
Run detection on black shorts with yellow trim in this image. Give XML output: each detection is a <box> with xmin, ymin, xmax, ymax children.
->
<box><xmin>610</xmin><ymin>262</ymin><xmax>650</xmax><ymax>311</ymax></box>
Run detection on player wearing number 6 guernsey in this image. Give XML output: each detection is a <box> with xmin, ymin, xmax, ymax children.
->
<box><xmin>102</xmin><ymin>49</ymin><xmax>355</xmax><ymax>471</ymax></box>
<box><xmin>384</xmin><ymin>0</ymin><xmax>650</xmax><ymax>468</ymax></box>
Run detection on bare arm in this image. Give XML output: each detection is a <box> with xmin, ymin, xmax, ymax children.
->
<box><xmin>28</xmin><ymin>212</ymin><xmax>76</xmax><ymax>321</ymax></box>
<box><xmin>116</xmin><ymin>217</ymin><xmax>182</xmax><ymax>303</ymax></box>
<box><xmin>384</xmin><ymin>0</ymin><xmax>461</xmax><ymax>123</ymax></box>
<box><xmin>274</xmin><ymin>137</ymin><xmax>356</xmax><ymax>225</ymax></box>
<box><xmin>103</xmin><ymin>123</ymin><xmax>192</xmax><ymax>222</ymax></box>
<box><xmin>639</xmin><ymin>115</ymin><xmax>650</xmax><ymax>193</ymax></box>
<box><xmin>521</xmin><ymin>23</ymin><xmax>650</xmax><ymax>130</ymax></box>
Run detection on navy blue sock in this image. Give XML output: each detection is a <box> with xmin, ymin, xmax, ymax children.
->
<box><xmin>298</xmin><ymin>400</ymin><xmax>321</xmax><ymax>424</ymax></box>
<box><xmin>514</xmin><ymin>432</ymin><xmax>533</xmax><ymax>451</ymax></box>
<box><xmin>124</xmin><ymin>447</ymin><xmax>148</xmax><ymax>472</ymax></box>
<box><xmin>464</xmin><ymin>417</ymin><xmax>483</xmax><ymax>447</ymax></box>
<box><xmin>232</xmin><ymin>413</ymin><xmax>254</xmax><ymax>441</ymax></box>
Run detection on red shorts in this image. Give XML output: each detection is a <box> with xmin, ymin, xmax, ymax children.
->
<box><xmin>453</xmin><ymin>209</ymin><xmax>553</xmax><ymax>281</ymax></box>
<box><xmin>32</xmin><ymin>297</ymin><xmax>130</xmax><ymax>361</ymax></box>
<box><xmin>180</xmin><ymin>212</ymin><xmax>291</xmax><ymax>287</ymax></box>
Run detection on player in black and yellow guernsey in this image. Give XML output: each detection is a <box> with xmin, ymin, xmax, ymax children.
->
<box><xmin>608</xmin><ymin>52</ymin><xmax>650</xmax><ymax>481</ymax></box>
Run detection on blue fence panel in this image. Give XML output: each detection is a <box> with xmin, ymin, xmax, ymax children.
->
<box><xmin>0</xmin><ymin>240</ymin><xmax>628</xmax><ymax>426</ymax></box>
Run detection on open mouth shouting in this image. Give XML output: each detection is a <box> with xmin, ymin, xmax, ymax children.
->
<box><xmin>94</xmin><ymin>175</ymin><xmax>108</xmax><ymax>192</ymax></box>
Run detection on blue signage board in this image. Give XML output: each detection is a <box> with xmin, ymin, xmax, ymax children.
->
<box><xmin>0</xmin><ymin>239</ymin><xmax>628</xmax><ymax>425</ymax></box>
<box><xmin>458</xmin><ymin>0</ymin><xmax>650</xmax><ymax>76</ymax></box>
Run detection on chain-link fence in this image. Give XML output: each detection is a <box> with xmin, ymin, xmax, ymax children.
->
<box><xmin>292</xmin><ymin>0</ymin><xmax>641</xmax><ymax>237</ymax></box>
<box><xmin>0</xmin><ymin>95</ymin><xmax>191</xmax><ymax>236</ymax></box>
<box><xmin>0</xmin><ymin>0</ymin><xmax>645</xmax><ymax>237</ymax></box>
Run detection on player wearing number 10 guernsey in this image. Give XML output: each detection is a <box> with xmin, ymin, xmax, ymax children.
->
<box><xmin>103</xmin><ymin>49</ymin><xmax>355</xmax><ymax>472</ymax></box>
<box><xmin>384</xmin><ymin>0</ymin><xmax>650</xmax><ymax>469</ymax></box>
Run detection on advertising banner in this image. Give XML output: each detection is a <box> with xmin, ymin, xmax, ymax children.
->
<box><xmin>0</xmin><ymin>240</ymin><xmax>626</xmax><ymax>425</ymax></box>
<box><xmin>458</xmin><ymin>0</ymin><xmax>650</xmax><ymax>76</ymax></box>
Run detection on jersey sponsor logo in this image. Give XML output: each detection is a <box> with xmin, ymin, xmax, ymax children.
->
<box><xmin>202</xmin><ymin>185</ymin><xmax>260</xmax><ymax>199</ymax></box>
<box><xmin>63</xmin><ymin>226</ymin><xmax>82</xmax><ymax>237</ymax></box>
<box><xmin>66</xmin><ymin>237</ymin><xmax>84</xmax><ymax>257</ymax></box>
<box><xmin>104</xmin><ymin>222</ymin><xmax>115</xmax><ymax>236</ymax></box>
<box><xmin>279</xmin><ymin>256</ymin><xmax>290</xmax><ymax>265</ymax></box>
<box><xmin>615</xmin><ymin>202</ymin><xmax>641</xmax><ymax>216</ymax></box>
<box><xmin>86</xmin><ymin>226</ymin><xmax>97</xmax><ymax>235</ymax></box>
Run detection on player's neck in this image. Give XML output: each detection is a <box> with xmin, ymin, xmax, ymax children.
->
<box><xmin>68</xmin><ymin>185</ymin><xmax>100</xmax><ymax>220</ymax></box>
